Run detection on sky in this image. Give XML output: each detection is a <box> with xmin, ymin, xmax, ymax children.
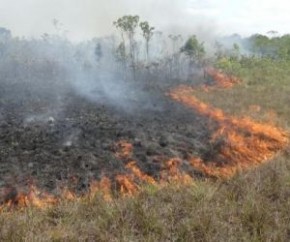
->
<box><xmin>0</xmin><ymin>0</ymin><xmax>289</xmax><ymax>41</ymax></box>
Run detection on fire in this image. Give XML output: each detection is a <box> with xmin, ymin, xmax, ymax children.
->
<box><xmin>160</xmin><ymin>158</ymin><xmax>193</xmax><ymax>184</ymax></box>
<box><xmin>204</xmin><ymin>67</ymin><xmax>240</xmax><ymax>88</ymax></box>
<box><xmin>114</xmin><ymin>140</ymin><xmax>194</xmax><ymax>194</ymax></box>
<box><xmin>115</xmin><ymin>175</ymin><xmax>138</xmax><ymax>196</ymax></box>
<box><xmin>115</xmin><ymin>140</ymin><xmax>133</xmax><ymax>159</ymax></box>
<box><xmin>0</xmin><ymin>68</ymin><xmax>287</xmax><ymax>211</ymax></box>
<box><xmin>0</xmin><ymin>177</ymin><xmax>116</xmax><ymax>211</ymax></box>
<box><xmin>0</xmin><ymin>185</ymin><xmax>58</xmax><ymax>211</ymax></box>
<box><xmin>89</xmin><ymin>177</ymin><xmax>112</xmax><ymax>201</ymax></box>
<box><xmin>115</xmin><ymin>162</ymin><xmax>156</xmax><ymax>196</ymax></box>
<box><xmin>169</xmin><ymin>68</ymin><xmax>288</xmax><ymax>178</ymax></box>
<box><xmin>114</xmin><ymin>158</ymin><xmax>193</xmax><ymax>195</ymax></box>
<box><xmin>113</xmin><ymin>140</ymin><xmax>156</xmax><ymax>195</ymax></box>
<box><xmin>125</xmin><ymin>161</ymin><xmax>156</xmax><ymax>185</ymax></box>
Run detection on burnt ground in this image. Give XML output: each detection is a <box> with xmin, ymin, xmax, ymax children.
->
<box><xmin>0</xmin><ymin>72</ymin><xmax>218</xmax><ymax>197</ymax></box>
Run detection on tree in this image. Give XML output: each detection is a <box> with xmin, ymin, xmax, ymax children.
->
<box><xmin>249</xmin><ymin>34</ymin><xmax>270</xmax><ymax>57</ymax></box>
<box><xmin>181</xmin><ymin>35</ymin><xmax>205</xmax><ymax>66</ymax></box>
<box><xmin>139</xmin><ymin>21</ymin><xmax>155</xmax><ymax>62</ymax></box>
<box><xmin>113</xmin><ymin>15</ymin><xmax>140</xmax><ymax>67</ymax></box>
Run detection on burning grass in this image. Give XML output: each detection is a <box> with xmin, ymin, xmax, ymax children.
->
<box><xmin>1</xmin><ymin>155</ymin><xmax>290</xmax><ymax>241</ymax></box>
<box><xmin>0</xmin><ymin>68</ymin><xmax>288</xmax><ymax>212</ymax></box>
<box><xmin>204</xmin><ymin>67</ymin><xmax>240</xmax><ymax>89</ymax></box>
<box><xmin>169</xmin><ymin>68</ymin><xmax>288</xmax><ymax>178</ymax></box>
<box><xmin>0</xmin><ymin>141</ymin><xmax>192</xmax><ymax>211</ymax></box>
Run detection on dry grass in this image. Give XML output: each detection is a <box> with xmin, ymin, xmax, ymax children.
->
<box><xmin>0</xmin><ymin>153</ymin><xmax>290</xmax><ymax>241</ymax></box>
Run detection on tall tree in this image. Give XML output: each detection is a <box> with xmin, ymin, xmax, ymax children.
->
<box><xmin>113</xmin><ymin>15</ymin><xmax>140</xmax><ymax>68</ymax></box>
<box><xmin>139</xmin><ymin>21</ymin><xmax>155</xmax><ymax>62</ymax></box>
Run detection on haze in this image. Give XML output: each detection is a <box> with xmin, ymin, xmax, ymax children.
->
<box><xmin>0</xmin><ymin>0</ymin><xmax>289</xmax><ymax>41</ymax></box>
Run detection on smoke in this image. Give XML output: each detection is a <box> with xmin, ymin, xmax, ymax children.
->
<box><xmin>1</xmin><ymin>0</ymin><xmax>290</xmax><ymax>43</ymax></box>
<box><xmin>0</xmin><ymin>0</ymin><xmax>220</xmax><ymax>41</ymax></box>
<box><xmin>0</xmin><ymin>30</ymin><xmax>178</xmax><ymax>124</ymax></box>
<box><xmin>2</xmin><ymin>0</ymin><xmax>288</xmax><ymax>120</ymax></box>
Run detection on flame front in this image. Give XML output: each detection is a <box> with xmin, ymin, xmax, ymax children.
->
<box><xmin>0</xmin><ymin>68</ymin><xmax>287</xmax><ymax>211</ymax></box>
<box><xmin>169</xmin><ymin>69</ymin><xmax>288</xmax><ymax>178</ymax></box>
<box><xmin>0</xmin><ymin>185</ymin><xmax>58</xmax><ymax>211</ymax></box>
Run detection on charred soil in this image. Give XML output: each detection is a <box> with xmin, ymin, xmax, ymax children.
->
<box><xmin>0</xmin><ymin>68</ymin><xmax>287</xmax><ymax>206</ymax></box>
<box><xmin>0</xmin><ymin>72</ymin><xmax>215</xmax><ymax>203</ymax></box>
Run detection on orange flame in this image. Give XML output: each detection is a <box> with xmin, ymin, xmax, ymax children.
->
<box><xmin>169</xmin><ymin>69</ymin><xmax>288</xmax><ymax>178</ymax></box>
<box><xmin>113</xmin><ymin>141</ymin><xmax>156</xmax><ymax>195</ymax></box>
<box><xmin>0</xmin><ymin>185</ymin><xmax>58</xmax><ymax>211</ymax></box>
<box><xmin>126</xmin><ymin>162</ymin><xmax>156</xmax><ymax>185</ymax></box>
<box><xmin>204</xmin><ymin>67</ymin><xmax>240</xmax><ymax>88</ymax></box>
<box><xmin>115</xmin><ymin>140</ymin><xmax>133</xmax><ymax>160</ymax></box>
<box><xmin>89</xmin><ymin>177</ymin><xmax>112</xmax><ymax>201</ymax></box>
<box><xmin>160</xmin><ymin>158</ymin><xmax>193</xmax><ymax>184</ymax></box>
<box><xmin>0</xmin><ymin>68</ymin><xmax>287</xmax><ymax>211</ymax></box>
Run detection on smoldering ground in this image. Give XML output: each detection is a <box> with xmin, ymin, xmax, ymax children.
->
<box><xmin>0</xmin><ymin>26</ymin><xmax>214</xmax><ymax>197</ymax></box>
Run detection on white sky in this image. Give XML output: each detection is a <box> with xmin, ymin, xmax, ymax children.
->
<box><xmin>0</xmin><ymin>0</ymin><xmax>289</xmax><ymax>41</ymax></box>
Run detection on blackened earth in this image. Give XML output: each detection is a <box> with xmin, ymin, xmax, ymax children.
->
<box><xmin>0</xmin><ymin>73</ymin><xmax>218</xmax><ymax>198</ymax></box>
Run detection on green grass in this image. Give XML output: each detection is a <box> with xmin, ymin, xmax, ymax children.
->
<box><xmin>197</xmin><ymin>58</ymin><xmax>290</xmax><ymax>128</ymax></box>
<box><xmin>1</xmin><ymin>57</ymin><xmax>290</xmax><ymax>241</ymax></box>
